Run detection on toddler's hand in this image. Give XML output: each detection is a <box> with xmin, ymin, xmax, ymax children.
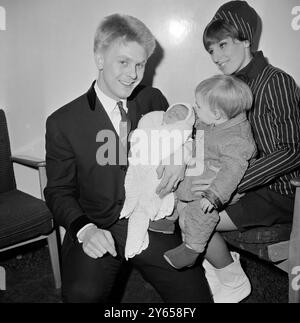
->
<box><xmin>200</xmin><ymin>197</ymin><xmax>214</xmax><ymax>213</ymax></box>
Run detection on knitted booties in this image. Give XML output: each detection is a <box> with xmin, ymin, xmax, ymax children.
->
<box><xmin>163</xmin><ymin>243</ymin><xmax>200</xmax><ymax>269</ymax></box>
<box><xmin>149</xmin><ymin>218</ymin><xmax>175</xmax><ymax>234</ymax></box>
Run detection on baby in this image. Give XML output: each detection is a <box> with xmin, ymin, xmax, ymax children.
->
<box><xmin>120</xmin><ymin>103</ymin><xmax>195</xmax><ymax>259</ymax></box>
<box><xmin>162</xmin><ymin>74</ymin><xmax>257</xmax><ymax>269</ymax></box>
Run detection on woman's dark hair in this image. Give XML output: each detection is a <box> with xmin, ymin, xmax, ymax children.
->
<box><xmin>203</xmin><ymin>19</ymin><xmax>247</xmax><ymax>52</ymax></box>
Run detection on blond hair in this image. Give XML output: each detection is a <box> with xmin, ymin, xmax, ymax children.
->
<box><xmin>195</xmin><ymin>74</ymin><xmax>253</xmax><ymax>119</ymax></box>
<box><xmin>94</xmin><ymin>14</ymin><xmax>156</xmax><ymax>59</ymax></box>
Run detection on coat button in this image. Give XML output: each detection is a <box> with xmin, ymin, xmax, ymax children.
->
<box><xmin>117</xmin><ymin>199</ymin><xmax>124</xmax><ymax>206</ymax></box>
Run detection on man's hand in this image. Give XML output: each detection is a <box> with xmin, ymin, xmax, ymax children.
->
<box><xmin>200</xmin><ymin>197</ymin><xmax>214</xmax><ymax>213</ymax></box>
<box><xmin>78</xmin><ymin>225</ymin><xmax>117</xmax><ymax>259</ymax></box>
<box><xmin>156</xmin><ymin>163</ymin><xmax>186</xmax><ymax>198</ymax></box>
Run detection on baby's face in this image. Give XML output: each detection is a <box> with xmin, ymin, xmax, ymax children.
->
<box><xmin>163</xmin><ymin>104</ymin><xmax>188</xmax><ymax>124</ymax></box>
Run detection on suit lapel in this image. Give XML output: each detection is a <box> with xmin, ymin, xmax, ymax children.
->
<box><xmin>87</xmin><ymin>81</ymin><xmax>97</xmax><ymax>111</ymax></box>
<box><xmin>86</xmin><ymin>81</ymin><xmax>117</xmax><ymax>134</ymax></box>
<box><xmin>86</xmin><ymin>82</ymin><xmax>140</xmax><ymax>158</ymax></box>
<box><xmin>86</xmin><ymin>82</ymin><xmax>130</xmax><ymax>162</ymax></box>
<box><xmin>87</xmin><ymin>81</ymin><xmax>140</xmax><ymax>131</ymax></box>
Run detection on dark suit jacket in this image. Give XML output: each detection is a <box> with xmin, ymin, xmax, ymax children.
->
<box><xmin>44</xmin><ymin>82</ymin><xmax>168</xmax><ymax>240</ymax></box>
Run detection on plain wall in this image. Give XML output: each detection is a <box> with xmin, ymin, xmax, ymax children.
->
<box><xmin>1</xmin><ymin>0</ymin><xmax>300</xmax><ymax>197</ymax></box>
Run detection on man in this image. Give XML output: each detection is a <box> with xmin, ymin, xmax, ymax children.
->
<box><xmin>45</xmin><ymin>14</ymin><xmax>212</xmax><ymax>303</ymax></box>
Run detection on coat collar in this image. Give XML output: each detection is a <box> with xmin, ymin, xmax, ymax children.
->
<box><xmin>234</xmin><ymin>51</ymin><xmax>268</xmax><ymax>82</ymax></box>
<box><xmin>87</xmin><ymin>81</ymin><xmax>97</xmax><ymax>111</ymax></box>
<box><xmin>86</xmin><ymin>81</ymin><xmax>139</xmax><ymax>129</ymax></box>
<box><xmin>196</xmin><ymin>113</ymin><xmax>247</xmax><ymax>133</ymax></box>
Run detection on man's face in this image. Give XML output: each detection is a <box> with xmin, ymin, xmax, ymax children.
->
<box><xmin>96</xmin><ymin>40</ymin><xmax>147</xmax><ymax>100</ymax></box>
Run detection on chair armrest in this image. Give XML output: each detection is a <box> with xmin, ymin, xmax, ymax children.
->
<box><xmin>11</xmin><ymin>155</ymin><xmax>47</xmax><ymax>201</ymax></box>
<box><xmin>11</xmin><ymin>155</ymin><xmax>46</xmax><ymax>169</ymax></box>
<box><xmin>291</xmin><ymin>177</ymin><xmax>300</xmax><ymax>187</ymax></box>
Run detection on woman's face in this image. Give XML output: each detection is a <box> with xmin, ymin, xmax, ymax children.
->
<box><xmin>207</xmin><ymin>37</ymin><xmax>251</xmax><ymax>75</ymax></box>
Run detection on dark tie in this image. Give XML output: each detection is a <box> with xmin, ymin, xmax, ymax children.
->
<box><xmin>117</xmin><ymin>101</ymin><xmax>131</xmax><ymax>146</ymax></box>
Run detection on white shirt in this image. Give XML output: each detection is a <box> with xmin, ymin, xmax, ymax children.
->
<box><xmin>77</xmin><ymin>81</ymin><xmax>128</xmax><ymax>242</ymax></box>
<box><xmin>94</xmin><ymin>82</ymin><xmax>128</xmax><ymax>136</ymax></box>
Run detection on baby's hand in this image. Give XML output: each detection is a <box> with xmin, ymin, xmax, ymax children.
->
<box><xmin>200</xmin><ymin>197</ymin><xmax>214</xmax><ymax>213</ymax></box>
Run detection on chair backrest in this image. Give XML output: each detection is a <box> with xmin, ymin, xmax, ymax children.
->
<box><xmin>0</xmin><ymin>109</ymin><xmax>16</xmax><ymax>193</ymax></box>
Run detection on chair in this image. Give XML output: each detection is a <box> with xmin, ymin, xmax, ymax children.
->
<box><xmin>222</xmin><ymin>177</ymin><xmax>300</xmax><ymax>303</ymax></box>
<box><xmin>0</xmin><ymin>109</ymin><xmax>61</xmax><ymax>290</ymax></box>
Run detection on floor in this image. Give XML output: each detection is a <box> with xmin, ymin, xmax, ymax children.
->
<box><xmin>0</xmin><ymin>241</ymin><xmax>288</xmax><ymax>303</ymax></box>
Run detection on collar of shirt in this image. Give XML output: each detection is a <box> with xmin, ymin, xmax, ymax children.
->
<box><xmin>234</xmin><ymin>51</ymin><xmax>268</xmax><ymax>82</ymax></box>
<box><xmin>94</xmin><ymin>82</ymin><xmax>128</xmax><ymax>115</ymax></box>
<box><xmin>195</xmin><ymin>113</ymin><xmax>247</xmax><ymax>133</ymax></box>
<box><xmin>94</xmin><ymin>82</ymin><xmax>128</xmax><ymax>134</ymax></box>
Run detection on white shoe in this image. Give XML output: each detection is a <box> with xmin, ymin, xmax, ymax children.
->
<box><xmin>203</xmin><ymin>259</ymin><xmax>219</xmax><ymax>296</ymax></box>
<box><xmin>203</xmin><ymin>252</ymin><xmax>251</xmax><ymax>303</ymax></box>
<box><xmin>213</xmin><ymin>252</ymin><xmax>251</xmax><ymax>303</ymax></box>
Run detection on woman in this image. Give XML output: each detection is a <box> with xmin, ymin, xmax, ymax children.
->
<box><xmin>193</xmin><ymin>0</ymin><xmax>300</xmax><ymax>303</ymax></box>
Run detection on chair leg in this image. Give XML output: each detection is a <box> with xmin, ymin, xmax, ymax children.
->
<box><xmin>0</xmin><ymin>266</ymin><xmax>6</xmax><ymax>290</ymax></box>
<box><xmin>47</xmin><ymin>230</ymin><xmax>62</xmax><ymax>289</ymax></box>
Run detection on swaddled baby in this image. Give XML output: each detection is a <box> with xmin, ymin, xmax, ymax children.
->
<box><xmin>120</xmin><ymin>103</ymin><xmax>195</xmax><ymax>259</ymax></box>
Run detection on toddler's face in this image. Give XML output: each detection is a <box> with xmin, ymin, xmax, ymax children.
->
<box><xmin>163</xmin><ymin>104</ymin><xmax>188</xmax><ymax>124</ymax></box>
<box><xmin>194</xmin><ymin>94</ymin><xmax>217</xmax><ymax>125</ymax></box>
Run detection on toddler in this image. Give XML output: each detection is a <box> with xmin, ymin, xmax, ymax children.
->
<box><xmin>163</xmin><ymin>75</ymin><xmax>257</xmax><ymax>269</ymax></box>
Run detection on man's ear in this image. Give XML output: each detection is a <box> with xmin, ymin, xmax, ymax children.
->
<box><xmin>94</xmin><ymin>52</ymin><xmax>104</xmax><ymax>70</ymax></box>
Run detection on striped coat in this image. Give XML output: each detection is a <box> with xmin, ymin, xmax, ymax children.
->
<box><xmin>236</xmin><ymin>51</ymin><xmax>300</xmax><ymax>197</ymax></box>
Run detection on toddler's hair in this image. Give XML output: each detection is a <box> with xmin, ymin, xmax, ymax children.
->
<box><xmin>195</xmin><ymin>74</ymin><xmax>253</xmax><ymax>119</ymax></box>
